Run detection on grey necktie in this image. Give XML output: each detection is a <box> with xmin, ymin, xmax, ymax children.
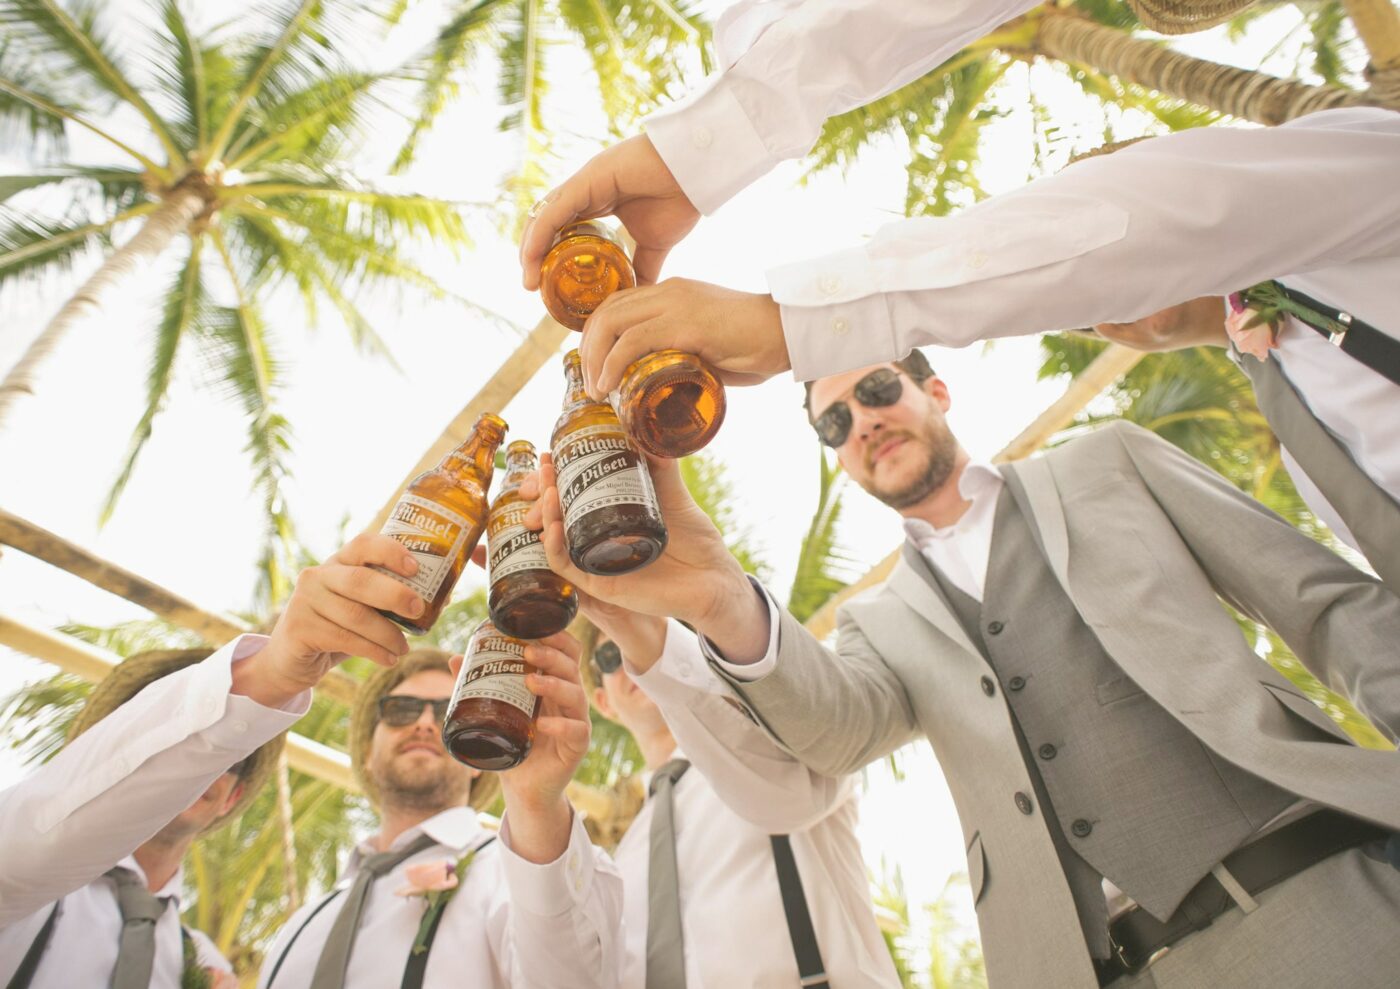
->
<box><xmin>106</xmin><ymin>866</ymin><xmax>170</xmax><ymax>989</ymax></box>
<box><xmin>646</xmin><ymin>758</ymin><xmax>691</xmax><ymax>989</ymax></box>
<box><xmin>309</xmin><ymin>832</ymin><xmax>439</xmax><ymax>989</ymax></box>
<box><xmin>1240</xmin><ymin>350</ymin><xmax>1400</xmax><ymax>590</ymax></box>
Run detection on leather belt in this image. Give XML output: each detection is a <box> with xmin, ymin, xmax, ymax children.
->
<box><xmin>1095</xmin><ymin>810</ymin><xmax>1388</xmax><ymax>986</ymax></box>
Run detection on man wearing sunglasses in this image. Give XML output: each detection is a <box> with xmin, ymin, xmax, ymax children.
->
<box><xmin>256</xmin><ymin>634</ymin><xmax>622</xmax><ymax>989</ymax></box>
<box><xmin>525</xmin><ymin>353</ymin><xmax>1400</xmax><ymax>989</ymax></box>
<box><xmin>577</xmin><ymin>611</ymin><xmax>899</xmax><ymax>989</ymax></box>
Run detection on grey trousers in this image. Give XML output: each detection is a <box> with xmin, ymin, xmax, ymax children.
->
<box><xmin>1111</xmin><ymin>844</ymin><xmax>1400</xmax><ymax>988</ymax></box>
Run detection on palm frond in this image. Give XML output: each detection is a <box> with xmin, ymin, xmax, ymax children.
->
<box><xmin>0</xmin><ymin>72</ymin><xmax>163</xmax><ymax>169</ymax></box>
<box><xmin>148</xmin><ymin>0</ymin><xmax>210</xmax><ymax>150</ymax></box>
<box><xmin>227</xmin><ymin>67</ymin><xmax>390</xmax><ymax>171</ymax></box>
<box><xmin>787</xmin><ymin>447</ymin><xmax>855</xmax><ymax>623</ymax></box>
<box><xmin>228</xmin><ymin>177</ymin><xmax>471</xmax><ymax>249</ymax></box>
<box><xmin>101</xmin><ymin>238</ymin><xmax>208</xmax><ymax>523</ymax></box>
<box><xmin>0</xmin><ymin>202</ymin><xmax>157</xmax><ymax>296</ymax></box>
<box><xmin>1303</xmin><ymin>1</ymin><xmax>1351</xmax><ymax>88</ymax></box>
<box><xmin>678</xmin><ymin>452</ymin><xmax>769</xmax><ymax>579</ymax></box>
<box><xmin>0</xmin><ymin>672</ymin><xmax>91</xmax><ymax>765</ymax></box>
<box><xmin>393</xmin><ymin>0</ymin><xmax>509</xmax><ymax>173</ymax></box>
<box><xmin>496</xmin><ymin>0</ymin><xmax>554</xmax><ymax>226</ymax></box>
<box><xmin>904</xmin><ymin>57</ymin><xmax>1010</xmax><ymax>218</ymax></box>
<box><xmin>0</xmin><ymin>165</ymin><xmax>146</xmax><ymax>208</ymax></box>
<box><xmin>0</xmin><ymin>37</ymin><xmax>77</xmax><ymax>154</ymax></box>
<box><xmin>0</xmin><ymin>0</ymin><xmax>184</xmax><ymax>164</ymax></box>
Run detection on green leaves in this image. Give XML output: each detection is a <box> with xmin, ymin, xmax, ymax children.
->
<box><xmin>787</xmin><ymin>448</ymin><xmax>854</xmax><ymax>624</ymax></box>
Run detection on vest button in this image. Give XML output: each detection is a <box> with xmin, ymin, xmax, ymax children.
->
<box><xmin>1038</xmin><ymin>743</ymin><xmax>1057</xmax><ymax>760</ymax></box>
<box><xmin>1015</xmin><ymin>792</ymin><xmax>1033</xmax><ymax>815</ymax></box>
<box><xmin>980</xmin><ymin>676</ymin><xmax>996</xmax><ymax>696</ymax></box>
<box><xmin>987</xmin><ymin>620</ymin><xmax>1005</xmax><ymax>635</ymax></box>
<box><xmin>1072</xmin><ymin>819</ymin><xmax>1093</xmax><ymax>838</ymax></box>
<box><xmin>1008</xmin><ymin>676</ymin><xmax>1026</xmax><ymax>691</ymax></box>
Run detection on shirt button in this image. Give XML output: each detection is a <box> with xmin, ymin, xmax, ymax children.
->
<box><xmin>691</xmin><ymin>125</ymin><xmax>713</xmax><ymax>149</ymax></box>
<box><xmin>980</xmin><ymin>676</ymin><xmax>996</xmax><ymax>697</ymax></box>
<box><xmin>232</xmin><ymin>721</ymin><xmax>248</xmax><ymax>734</ymax></box>
<box><xmin>818</xmin><ymin>274</ymin><xmax>842</xmax><ymax>296</ymax></box>
<box><xmin>968</xmin><ymin>251</ymin><xmax>988</xmax><ymax>269</ymax></box>
<box><xmin>987</xmin><ymin>620</ymin><xmax>1005</xmax><ymax>636</ymax></box>
<box><xmin>1038</xmin><ymin>743</ymin><xmax>1057</xmax><ymax>760</ymax></box>
<box><xmin>1072</xmin><ymin>819</ymin><xmax>1093</xmax><ymax>838</ymax></box>
<box><xmin>1015</xmin><ymin>792</ymin><xmax>1034</xmax><ymax>815</ymax></box>
<box><xmin>831</xmin><ymin>317</ymin><xmax>850</xmax><ymax>336</ymax></box>
<box><xmin>1008</xmin><ymin>676</ymin><xmax>1026</xmax><ymax>692</ymax></box>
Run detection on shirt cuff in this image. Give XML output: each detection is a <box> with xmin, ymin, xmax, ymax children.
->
<box><xmin>643</xmin><ymin>77</ymin><xmax>780</xmax><ymax>216</ymax></box>
<box><xmin>767</xmin><ymin>247</ymin><xmax>901</xmax><ymax>381</ymax></box>
<box><xmin>497</xmin><ymin>808</ymin><xmax>596</xmax><ymax>917</ymax></box>
<box><xmin>699</xmin><ymin>576</ymin><xmax>781</xmax><ymax>682</ymax></box>
<box><xmin>200</xmin><ymin>636</ymin><xmax>311</xmax><ymax>748</ymax></box>
<box><xmin>626</xmin><ymin>619</ymin><xmax>729</xmax><ymax>697</ymax></box>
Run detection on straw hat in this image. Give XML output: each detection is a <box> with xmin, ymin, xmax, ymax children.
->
<box><xmin>68</xmin><ymin>648</ymin><xmax>284</xmax><ymax>832</ymax></box>
<box><xmin>348</xmin><ymin>648</ymin><xmax>501</xmax><ymax>813</ymax></box>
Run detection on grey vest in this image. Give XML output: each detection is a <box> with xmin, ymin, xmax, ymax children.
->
<box><xmin>914</xmin><ymin>480</ymin><xmax>1297</xmax><ymax>932</ymax></box>
<box><xmin>1239</xmin><ymin>352</ymin><xmax>1400</xmax><ymax>592</ymax></box>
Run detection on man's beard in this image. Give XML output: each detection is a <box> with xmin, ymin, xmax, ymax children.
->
<box><xmin>373</xmin><ymin>752</ymin><xmax>473</xmax><ymax>812</ymax></box>
<box><xmin>866</xmin><ymin>420</ymin><xmax>958</xmax><ymax>510</ymax></box>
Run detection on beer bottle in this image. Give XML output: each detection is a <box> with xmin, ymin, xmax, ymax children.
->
<box><xmin>374</xmin><ymin>413</ymin><xmax>507</xmax><ymax>634</ymax></box>
<box><xmin>551</xmin><ymin>349</ymin><xmax>667</xmax><ymax>575</ymax></box>
<box><xmin>487</xmin><ymin>439</ymin><xmax>578</xmax><ymax>639</ymax></box>
<box><xmin>443</xmin><ymin>620</ymin><xmax>538</xmax><ymax>771</ymax></box>
<box><xmin>539</xmin><ymin>221</ymin><xmax>726</xmax><ymax>459</ymax></box>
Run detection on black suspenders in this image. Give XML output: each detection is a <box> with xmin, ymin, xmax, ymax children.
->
<box><xmin>5</xmin><ymin>902</ymin><xmax>62</xmax><ymax>989</ymax></box>
<box><xmin>770</xmin><ymin>834</ymin><xmax>830</xmax><ymax>989</ymax></box>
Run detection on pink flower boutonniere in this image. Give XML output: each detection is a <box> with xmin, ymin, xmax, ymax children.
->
<box><xmin>1225</xmin><ymin>291</ymin><xmax>1279</xmax><ymax>361</ymax></box>
<box><xmin>396</xmin><ymin>848</ymin><xmax>485</xmax><ymax>956</ymax></box>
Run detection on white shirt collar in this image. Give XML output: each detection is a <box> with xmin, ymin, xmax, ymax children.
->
<box><xmin>116</xmin><ymin>854</ymin><xmax>185</xmax><ymax>905</ymax></box>
<box><xmin>902</xmin><ymin>461</ymin><xmax>1003</xmax><ymax>545</ymax></box>
<box><xmin>349</xmin><ymin>806</ymin><xmax>486</xmax><ymax>872</ymax></box>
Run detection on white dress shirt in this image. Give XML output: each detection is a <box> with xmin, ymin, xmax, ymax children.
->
<box><xmin>614</xmin><ymin>622</ymin><xmax>900</xmax><ymax>988</ymax></box>
<box><xmin>644</xmin><ymin>2</ymin><xmax>1400</xmax><ymax>559</ymax></box>
<box><xmin>256</xmin><ymin>806</ymin><xmax>623</xmax><ymax>989</ymax></box>
<box><xmin>0</xmin><ymin>635</ymin><xmax>306</xmax><ymax>984</ymax></box>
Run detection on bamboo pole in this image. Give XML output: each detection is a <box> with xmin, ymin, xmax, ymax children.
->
<box><xmin>368</xmin><ymin>314</ymin><xmax>572</xmax><ymax>532</ymax></box>
<box><xmin>1343</xmin><ymin>0</ymin><xmax>1400</xmax><ymax>104</ymax></box>
<box><xmin>0</xmin><ymin>507</ymin><xmax>359</xmax><ymax>707</ymax></box>
<box><xmin>0</xmin><ymin>614</ymin><xmax>359</xmax><ymax>790</ymax></box>
<box><xmin>803</xmin><ymin>344</ymin><xmax>1144</xmax><ymax>640</ymax></box>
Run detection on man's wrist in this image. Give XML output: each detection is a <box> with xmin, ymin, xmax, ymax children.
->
<box><xmin>694</xmin><ymin>568</ymin><xmax>771</xmax><ymax>664</ymax></box>
<box><xmin>500</xmin><ymin>789</ymin><xmax>573</xmax><ymax>864</ymax></box>
<box><xmin>230</xmin><ymin>642</ymin><xmax>311</xmax><ymax>709</ymax></box>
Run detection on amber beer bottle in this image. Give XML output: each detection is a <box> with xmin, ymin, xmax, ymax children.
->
<box><xmin>551</xmin><ymin>349</ymin><xmax>667</xmax><ymax>575</ymax></box>
<box><xmin>443</xmin><ymin>620</ymin><xmax>539</xmax><ymax>771</ymax></box>
<box><xmin>539</xmin><ymin>221</ymin><xmax>726</xmax><ymax>459</ymax></box>
<box><xmin>374</xmin><ymin>413</ymin><xmax>507</xmax><ymax>634</ymax></box>
<box><xmin>487</xmin><ymin>440</ymin><xmax>578</xmax><ymax>639</ymax></box>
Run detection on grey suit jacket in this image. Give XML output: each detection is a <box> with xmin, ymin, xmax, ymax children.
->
<box><xmin>717</xmin><ymin>421</ymin><xmax>1400</xmax><ymax>989</ymax></box>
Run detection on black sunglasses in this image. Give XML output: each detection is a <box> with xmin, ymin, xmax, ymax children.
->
<box><xmin>593</xmin><ymin>640</ymin><xmax>623</xmax><ymax>675</ymax></box>
<box><xmin>377</xmin><ymin>695</ymin><xmax>450</xmax><ymax>728</ymax></box>
<box><xmin>812</xmin><ymin>368</ymin><xmax>905</xmax><ymax>447</ymax></box>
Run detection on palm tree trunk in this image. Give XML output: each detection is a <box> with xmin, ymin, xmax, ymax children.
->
<box><xmin>276</xmin><ymin>751</ymin><xmax>301</xmax><ymax>913</ymax></box>
<box><xmin>1034</xmin><ymin>11</ymin><xmax>1384</xmax><ymax>125</ymax></box>
<box><xmin>1343</xmin><ymin>0</ymin><xmax>1400</xmax><ymax>104</ymax></box>
<box><xmin>0</xmin><ymin>186</ymin><xmax>206</xmax><ymax>427</ymax></box>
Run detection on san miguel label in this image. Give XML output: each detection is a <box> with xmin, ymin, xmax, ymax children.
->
<box><xmin>375</xmin><ymin>494</ymin><xmax>476</xmax><ymax>601</ymax></box>
<box><xmin>458</xmin><ymin>633</ymin><xmax>534</xmax><ymax>715</ymax></box>
<box><xmin>554</xmin><ymin>424</ymin><xmax>656</xmax><ymax>526</ymax></box>
<box><xmin>488</xmin><ymin>503</ymin><xmax>547</xmax><ymax>582</ymax></box>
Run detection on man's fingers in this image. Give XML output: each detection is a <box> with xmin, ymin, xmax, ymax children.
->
<box><xmin>448</xmin><ymin>654</ymin><xmax>464</xmax><ymax>677</ymax></box>
<box><xmin>595</xmin><ymin>318</ymin><xmax>676</xmax><ymax>397</ymax></box>
<box><xmin>470</xmin><ymin>544</ymin><xmax>487</xmax><ymax>569</ymax></box>
<box><xmin>304</xmin><ymin>611</ymin><xmax>404</xmax><ymax>667</ymax></box>
<box><xmin>532</xmin><ymin>630</ymin><xmax>583</xmax><ymax>666</ymax></box>
<box><xmin>308</xmin><ymin>590</ymin><xmax>409</xmax><ymax>661</ymax></box>
<box><xmin>632</xmin><ymin>245</ymin><xmax>670</xmax><ymax>287</ymax></box>
<box><xmin>327</xmin><ymin>532</ymin><xmax>419</xmax><ymax>578</ymax></box>
<box><xmin>319</xmin><ymin>563</ymin><xmax>425</xmax><ymax>619</ymax></box>
<box><xmin>535</xmin><ymin>716</ymin><xmax>590</xmax><ymax>750</ymax></box>
<box><xmin>520</xmin><ymin>171</ymin><xmax>614</xmax><ymax>288</ymax></box>
<box><xmin>518</xmin><ymin>469</ymin><xmax>542</xmax><ymax>500</ymax></box>
<box><xmin>579</xmin><ymin>286</ymin><xmax>662</xmax><ymax>397</ymax></box>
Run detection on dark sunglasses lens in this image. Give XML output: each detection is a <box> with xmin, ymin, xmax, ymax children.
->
<box><xmin>378</xmin><ymin>697</ymin><xmax>449</xmax><ymax>727</ymax></box>
<box><xmin>594</xmin><ymin>640</ymin><xmax>623</xmax><ymax>674</ymax></box>
<box><xmin>855</xmin><ymin>369</ymin><xmax>903</xmax><ymax>407</ymax></box>
<box><xmin>814</xmin><ymin>402</ymin><xmax>853</xmax><ymax>447</ymax></box>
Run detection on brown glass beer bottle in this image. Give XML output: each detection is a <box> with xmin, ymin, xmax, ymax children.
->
<box><xmin>551</xmin><ymin>349</ymin><xmax>667</xmax><ymax>575</ymax></box>
<box><xmin>487</xmin><ymin>439</ymin><xmax>578</xmax><ymax>639</ymax></box>
<box><xmin>442</xmin><ymin>620</ymin><xmax>539</xmax><ymax>771</ymax></box>
<box><xmin>374</xmin><ymin>413</ymin><xmax>507</xmax><ymax>634</ymax></box>
<box><xmin>539</xmin><ymin>222</ymin><xmax>725</xmax><ymax>458</ymax></box>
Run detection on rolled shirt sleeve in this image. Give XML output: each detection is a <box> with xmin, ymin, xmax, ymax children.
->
<box><xmin>644</xmin><ymin>0</ymin><xmax>1040</xmax><ymax>215</ymax></box>
<box><xmin>0</xmin><ymin>635</ymin><xmax>309</xmax><ymax>924</ymax></box>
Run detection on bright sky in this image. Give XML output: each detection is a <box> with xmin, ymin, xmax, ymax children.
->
<box><xmin>0</xmin><ymin>0</ymin><xmax>1335</xmax><ymax>975</ymax></box>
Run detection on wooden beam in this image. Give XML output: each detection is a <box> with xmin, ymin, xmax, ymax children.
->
<box><xmin>369</xmin><ymin>315</ymin><xmax>573</xmax><ymax>532</ymax></box>
<box><xmin>803</xmin><ymin>344</ymin><xmax>1143</xmax><ymax>640</ymax></box>
<box><xmin>0</xmin><ymin>506</ymin><xmax>360</xmax><ymax>707</ymax></box>
<box><xmin>1343</xmin><ymin>0</ymin><xmax>1400</xmax><ymax>74</ymax></box>
<box><xmin>0</xmin><ymin>613</ymin><xmax>360</xmax><ymax>791</ymax></box>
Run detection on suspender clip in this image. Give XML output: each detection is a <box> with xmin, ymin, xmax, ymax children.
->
<box><xmin>1329</xmin><ymin>311</ymin><xmax>1353</xmax><ymax>347</ymax></box>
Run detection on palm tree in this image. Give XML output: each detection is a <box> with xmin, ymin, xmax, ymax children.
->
<box><xmin>391</xmin><ymin>0</ymin><xmax>712</xmax><ymax>223</ymax></box>
<box><xmin>0</xmin><ymin>0</ymin><xmax>482</xmax><ymax>590</ymax></box>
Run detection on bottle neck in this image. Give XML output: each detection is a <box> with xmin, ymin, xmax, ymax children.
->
<box><xmin>500</xmin><ymin>456</ymin><xmax>536</xmax><ymax>493</ymax></box>
<box><xmin>443</xmin><ymin>431</ymin><xmax>502</xmax><ymax>481</ymax></box>
<box><xmin>562</xmin><ymin>361</ymin><xmax>595</xmax><ymax>409</ymax></box>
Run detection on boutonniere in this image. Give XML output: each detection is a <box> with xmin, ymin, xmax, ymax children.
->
<box><xmin>396</xmin><ymin>848</ymin><xmax>485</xmax><ymax>956</ymax></box>
<box><xmin>1227</xmin><ymin>280</ymin><xmax>1352</xmax><ymax>361</ymax></box>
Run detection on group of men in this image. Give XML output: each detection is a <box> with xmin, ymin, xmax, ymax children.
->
<box><xmin>3</xmin><ymin>0</ymin><xmax>1398</xmax><ymax>985</ymax></box>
